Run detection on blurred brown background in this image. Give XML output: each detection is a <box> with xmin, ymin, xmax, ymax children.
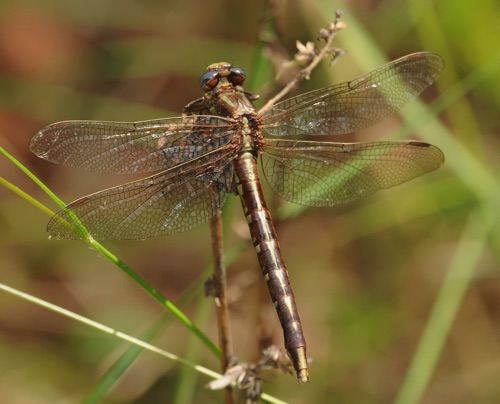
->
<box><xmin>1</xmin><ymin>0</ymin><xmax>499</xmax><ymax>403</ymax></box>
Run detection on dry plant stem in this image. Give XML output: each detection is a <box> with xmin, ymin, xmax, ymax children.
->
<box><xmin>210</xmin><ymin>211</ymin><xmax>234</xmax><ymax>404</ymax></box>
<box><xmin>209</xmin><ymin>14</ymin><xmax>344</xmax><ymax>392</ymax></box>
<box><xmin>259</xmin><ymin>18</ymin><xmax>345</xmax><ymax>115</ymax></box>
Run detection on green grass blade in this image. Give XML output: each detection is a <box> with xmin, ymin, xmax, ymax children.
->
<box><xmin>0</xmin><ymin>281</ymin><xmax>220</xmax><ymax>379</ymax></box>
<box><xmin>0</xmin><ymin>146</ymin><xmax>219</xmax><ymax>358</ymax></box>
<box><xmin>395</xmin><ymin>210</ymin><xmax>491</xmax><ymax>404</ymax></box>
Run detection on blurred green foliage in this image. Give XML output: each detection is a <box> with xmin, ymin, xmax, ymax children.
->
<box><xmin>0</xmin><ymin>0</ymin><xmax>499</xmax><ymax>403</ymax></box>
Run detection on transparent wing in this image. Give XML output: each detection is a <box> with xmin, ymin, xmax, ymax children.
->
<box><xmin>262</xmin><ymin>52</ymin><xmax>444</xmax><ymax>136</ymax></box>
<box><xmin>47</xmin><ymin>148</ymin><xmax>235</xmax><ymax>240</ymax></box>
<box><xmin>30</xmin><ymin>115</ymin><xmax>236</xmax><ymax>174</ymax></box>
<box><xmin>262</xmin><ymin>139</ymin><xmax>444</xmax><ymax>206</ymax></box>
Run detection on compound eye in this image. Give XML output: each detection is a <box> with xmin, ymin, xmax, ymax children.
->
<box><xmin>229</xmin><ymin>67</ymin><xmax>246</xmax><ymax>86</ymax></box>
<box><xmin>199</xmin><ymin>71</ymin><xmax>219</xmax><ymax>90</ymax></box>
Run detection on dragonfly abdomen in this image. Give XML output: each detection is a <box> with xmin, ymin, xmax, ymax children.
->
<box><xmin>234</xmin><ymin>152</ymin><xmax>310</xmax><ymax>383</ymax></box>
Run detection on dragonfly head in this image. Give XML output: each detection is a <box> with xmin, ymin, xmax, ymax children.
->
<box><xmin>199</xmin><ymin>62</ymin><xmax>247</xmax><ymax>92</ymax></box>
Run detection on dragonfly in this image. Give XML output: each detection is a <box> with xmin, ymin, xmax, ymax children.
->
<box><xmin>30</xmin><ymin>52</ymin><xmax>445</xmax><ymax>383</ymax></box>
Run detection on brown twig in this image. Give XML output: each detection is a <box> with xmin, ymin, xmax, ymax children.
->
<box><xmin>209</xmin><ymin>211</ymin><xmax>235</xmax><ymax>404</ymax></box>
<box><xmin>258</xmin><ymin>10</ymin><xmax>346</xmax><ymax>116</ymax></box>
<box><xmin>208</xmin><ymin>10</ymin><xmax>346</xmax><ymax>399</ymax></box>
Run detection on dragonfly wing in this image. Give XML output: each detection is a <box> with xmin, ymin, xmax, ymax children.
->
<box><xmin>47</xmin><ymin>148</ymin><xmax>235</xmax><ymax>239</ymax></box>
<box><xmin>262</xmin><ymin>139</ymin><xmax>444</xmax><ymax>206</ymax></box>
<box><xmin>262</xmin><ymin>52</ymin><xmax>444</xmax><ymax>136</ymax></box>
<box><xmin>30</xmin><ymin>115</ymin><xmax>236</xmax><ymax>174</ymax></box>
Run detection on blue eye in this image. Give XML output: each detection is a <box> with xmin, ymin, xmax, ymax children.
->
<box><xmin>199</xmin><ymin>71</ymin><xmax>219</xmax><ymax>90</ymax></box>
<box><xmin>229</xmin><ymin>67</ymin><xmax>246</xmax><ymax>85</ymax></box>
